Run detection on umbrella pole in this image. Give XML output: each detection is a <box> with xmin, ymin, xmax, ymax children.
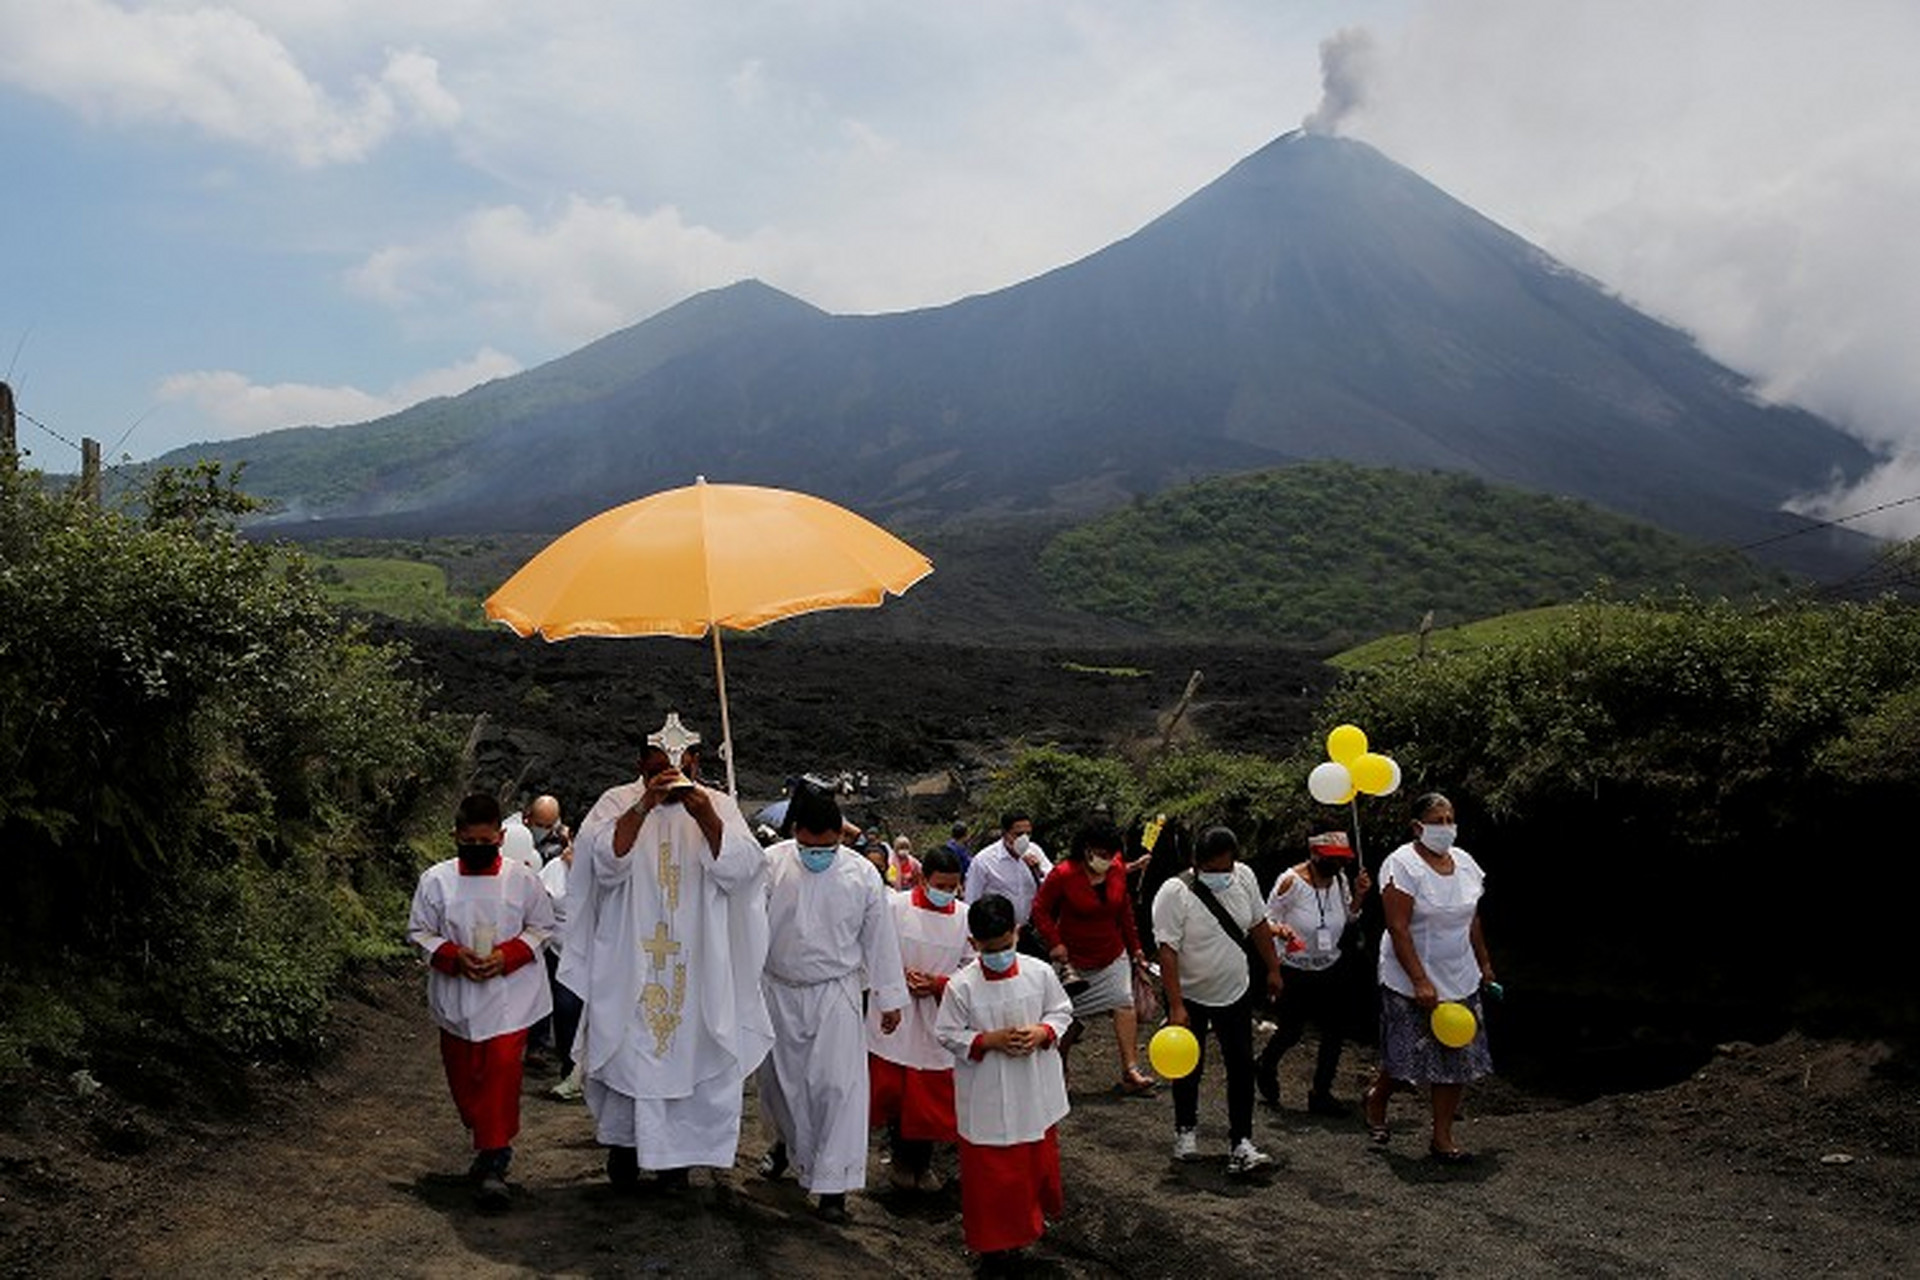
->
<box><xmin>711</xmin><ymin>627</ymin><xmax>738</xmax><ymax>798</ymax></box>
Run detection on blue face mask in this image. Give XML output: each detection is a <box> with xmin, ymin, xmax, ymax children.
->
<box><xmin>924</xmin><ymin>886</ymin><xmax>957</xmax><ymax>909</ymax></box>
<box><xmin>798</xmin><ymin>843</ymin><xmax>838</xmax><ymax>873</ymax></box>
<box><xmin>1197</xmin><ymin>869</ymin><xmax>1235</xmax><ymax>894</ymax></box>
<box><xmin>979</xmin><ymin>948</ymin><xmax>1018</xmax><ymax>973</ymax></box>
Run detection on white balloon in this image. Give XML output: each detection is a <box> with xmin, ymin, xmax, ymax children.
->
<box><xmin>1381</xmin><ymin>756</ymin><xmax>1402</xmax><ymax>796</ymax></box>
<box><xmin>1308</xmin><ymin>760</ymin><xmax>1354</xmax><ymax>805</ymax></box>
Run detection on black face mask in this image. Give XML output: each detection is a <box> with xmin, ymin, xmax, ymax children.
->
<box><xmin>457</xmin><ymin>841</ymin><xmax>499</xmax><ymax>870</ymax></box>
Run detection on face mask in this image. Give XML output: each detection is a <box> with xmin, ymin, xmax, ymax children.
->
<box><xmin>1419</xmin><ymin>823</ymin><xmax>1458</xmax><ymax>853</ymax></box>
<box><xmin>1311</xmin><ymin>858</ymin><xmax>1347</xmax><ymax>880</ymax></box>
<box><xmin>924</xmin><ymin>886</ymin><xmax>957</xmax><ymax>909</ymax></box>
<box><xmin>457</xmin><ymin>841</ymin><xmax>499</xmax><ymax>870</ymax></box>
<box><xmin>980</xmin><ymin>948</ymin><xmax>1018</xmax><ymax>973</ymax></box>
<box><xmin>799</xmin><ymin>843</ymin><xmax>838</xmax><ymax>873</ymax></box>
<box><xmin>529</xmin><ymin>823</ymin><xmax>554</xmax><ymax>842</ymax></box>
<box><xmin>1009</xmin><ymin>833</ymin><xmax>1031</xmax><ymax>857</ymax></box>
<box><xmin>1087</xmin><ymin>855</ymin><xmax>1114</xmax><ymax>875</ymax></box>
<box><xmin>1197</xmin><ymin>869</ymin><xmax>1234</xmax><ymax>893</ymax></box>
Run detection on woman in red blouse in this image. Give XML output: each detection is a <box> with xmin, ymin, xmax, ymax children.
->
<box><xmin>1031</xmin><ymin>818</ymin><xmax>1157</xmax><ymax>1095</ymax></box>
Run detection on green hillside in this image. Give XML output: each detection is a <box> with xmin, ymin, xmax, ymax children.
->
<box><xmin>1328</xmin><ymin>604</ymin><xmax>1581</xmax><ymax>670</ymax></box>
<box><xmin>1038</xmin><ymin>462</ymin><xmax>1791</xmax><ymax>649</ymax></box>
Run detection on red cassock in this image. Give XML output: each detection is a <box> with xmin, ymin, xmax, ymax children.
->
<box><xmin>439</xmin><ymin>1028</ymin><xmax>529</xmax><ymax>1151</ymax></box>
<box><xmin>957</xmin><ymin>1126</ymin><xmax>1062</xmax><ymax>1254</ymax></box>
<box><xmin>868</xmin><ymin>1053</ymin><xmax>959</xmax><ymax>1142</ymax></box>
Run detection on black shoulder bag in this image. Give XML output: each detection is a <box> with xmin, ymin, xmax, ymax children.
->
<box><xmin>1180</xmin><ymin>870</ymin><xmax>1274</xmax><ymax>1012</ymax></box>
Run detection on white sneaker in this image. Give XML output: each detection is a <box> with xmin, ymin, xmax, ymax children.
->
<box><xmin>549</xmin><ymin>1074</ymin><xmax>583</xmax><ymax>1101</ymax></box>
<box><xmin>1172</xmin><ymin>1128</ymin><xmax>1198</xmax><ymax>1161</ymax></box>
<box><xmin>1226</xmin><ymin>1138</ymin><xmax>1272</xmax><ymax>1175</ymax></box>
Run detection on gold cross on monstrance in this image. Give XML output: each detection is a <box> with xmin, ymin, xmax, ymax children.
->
<box><xmin>647</xmin><ymin>712</ymin><xmax>701</xmax><ymax>769</ymax></box>
<box><xmin>642</xmin><ymin>921</ymin><xmax>681</xmax><ymax>971</ymax></box>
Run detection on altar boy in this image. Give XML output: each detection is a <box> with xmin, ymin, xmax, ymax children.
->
<box><xmin>408</xmin><ymin>792</ymin><xmax>556</xmax><ymax>1210</ymax></box>
<box><xmin>934</xmin><ymin>893</ymin><xmax>1074</xmax><ymax>1270</ymax></box>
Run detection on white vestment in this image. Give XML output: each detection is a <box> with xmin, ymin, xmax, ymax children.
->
<box><xmin>758</xmin><ymin>841</ymin><xmax>908</xmax><ymax>1194</ymax></box>
<box><xmin>566</xmin><ymin>779</ymin><xmax>773</xmax><ymax>1170</ymax></box>
<box><xmin>407</xmin><ymin>858</ymin><xmax>554</xmax><ymax>1042</ymax></box>
<box><xmin>866</xmin><ymin>890</ymin><xmax>972</xmax><ymax>1070</ymax></box>
<box><xmin>934</xmin><ymin>960</ymin><xmax>1073</xmax><ymax>1146</ymax></box>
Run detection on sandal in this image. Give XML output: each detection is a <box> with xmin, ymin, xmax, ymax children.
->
<box><xmin>1428</xmin><ymin>1143</ymin><xmax>1474</xmax><ymax>1165</ymax></box>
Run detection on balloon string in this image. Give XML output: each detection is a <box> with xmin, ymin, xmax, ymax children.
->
<box><xmin>1349</xmin><ymin>796</ymin><xmax>1366</xmax><ymax>870</ymax></box>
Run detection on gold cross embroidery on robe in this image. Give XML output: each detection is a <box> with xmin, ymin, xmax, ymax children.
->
<box><xmin>639</xmin><ymin>837</ymin><xmax>688</xmax><ymax>1055</ymax></box>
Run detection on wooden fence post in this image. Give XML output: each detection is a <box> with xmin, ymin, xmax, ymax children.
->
<box><xmin>0</xmin><ymin>380</ymin><xmax>15</xmax><ymax>470</ymax></box>
<box><xmin>79</xmin><ymin>437</ymin><xmax>101</xmax><ymax>506</ymax></box>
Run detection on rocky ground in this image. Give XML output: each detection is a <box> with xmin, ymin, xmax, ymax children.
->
<box><xmin>3</xmin><ymin>966</ymin><xmax>1914</xmax><ymax>1279</ymax></box>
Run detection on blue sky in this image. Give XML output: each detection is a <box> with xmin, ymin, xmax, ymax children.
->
<box><xmin>5</xmin><ymin>1</ymin><xmax>1920</xmax><ymax>533</ymax></box>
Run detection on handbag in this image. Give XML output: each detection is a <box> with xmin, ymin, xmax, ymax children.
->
<box><xmin>1131</xmin><ymin>960</ymin><xmax>1163</xmax><ymax>1024</ymax></box>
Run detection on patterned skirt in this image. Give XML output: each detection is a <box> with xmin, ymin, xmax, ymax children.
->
<box><xmin>1378</xmin><ymin>987</ymin><xmax>1493</xmax><ymax>1086</ymax></box>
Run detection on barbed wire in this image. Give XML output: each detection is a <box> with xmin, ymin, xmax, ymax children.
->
<box><xmin>16</xmin><ymin>407</ymin><xmax>83</xmax><ymax>456</ymax></box>
<box><xmin>1735</xmin><ymin>492</ymin><xmax>1920</xmax><ymax>551</ymax></box>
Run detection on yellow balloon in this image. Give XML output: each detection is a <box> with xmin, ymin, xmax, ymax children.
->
<box><xmin>1351</xmin><ymin>752</ymin><xmax>1395</xmax><ymax>795</ymax></box>
<box><xmin>1148</xmin><ymin>1025</ymin><xmax>1201</xmax><ymax>1079</ymax></box>
<box><xmin>1431</xmin><ymin>1001</ymin><xmax>1477</xmax><ymax>1049</ymax></box>
<box><xmin>1327</xmin><ymin>724</ymin><xmax>1368</xmax><ymax>765</ymax></box>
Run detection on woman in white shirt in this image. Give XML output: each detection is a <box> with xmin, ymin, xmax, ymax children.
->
<box><xmin>1364</xmin><ymin>792</ymin><xmax>1497</xmax><ymax>1163</ymax></box>
<box><xmin>1256</xmin><ymin>820</ymin><xmax>1371</xmax><ymax>1114</ymax></box>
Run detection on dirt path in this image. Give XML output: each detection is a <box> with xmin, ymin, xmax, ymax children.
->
<box><xmin>8</xmin><ymin>970</ymin><xmax>1916</xmax><ymax>1278</ymax></box>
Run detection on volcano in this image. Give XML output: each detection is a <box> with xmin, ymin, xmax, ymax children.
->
<box><xmin>172</xmin><ymin>132</ymin><xmax>1877</xmax><ymax>572</ymax></box>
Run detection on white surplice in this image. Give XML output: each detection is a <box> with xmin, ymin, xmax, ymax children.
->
<box><xmin>565</xmin><ymin>779</ymin><xmax>773</xmax><ymax>1170</ymax></box>
<box><xmin>934</xmin><ymin>960</ymin><xmax>1073</xmax><ymax>1146</ymax></box>
<box><xmin>758</xmin><ymin>841</ymin><xmax>908</xmax><ymax>1194</ymax></box>
<box><xmin>407</xmin><ymin>858</ymin><xmax>555</xmax><ymax>1042</ymax></box>
<box><xmin>866</xmin><ymin>889</ymin><xmax>972</xmax><ymax>1070</ymax></box>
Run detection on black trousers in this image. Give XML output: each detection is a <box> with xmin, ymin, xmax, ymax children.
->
<box><xmin>547</xmin><ymin>951</ymin><xmax>584</xmax><ymax>1076</ymax></box>
<box><xmin>1171</xmin><ymin>990</ymin><xmax>1256</xmax><ymax>1144</ymax></box>
<box><xmin>1258</xmin><ymin>962</ymin><xmax>1350</xmax><ymax>1096</ymax></box>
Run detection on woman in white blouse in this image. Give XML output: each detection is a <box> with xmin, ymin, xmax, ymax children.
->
<box><xmin>1363</xmin><ymin>792</ymin><xmax>1496</xmax><ymax>1163</ymax></box>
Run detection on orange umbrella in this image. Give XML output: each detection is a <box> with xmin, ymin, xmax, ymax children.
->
<box><xmin>484</xmin><ymin>477</ymin><xmax>933</xmax><ymax>795</ymax></box>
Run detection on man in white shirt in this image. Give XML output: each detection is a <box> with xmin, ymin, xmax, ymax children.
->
<box><xmin>1152</xmin><ymin>825</ymin><xmax>1283</xmax><ymax>1177</ymax></box>
<box><xmin>964</xmin><ymin>812</ymin><xmax>1053</xmax><ymax>942</ymax></box>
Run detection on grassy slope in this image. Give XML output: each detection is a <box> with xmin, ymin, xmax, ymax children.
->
<box><xmin>1327</xmin><ymin>603</ymin><xmax>1580</xmax><ymax>670</ymax></box>
<box><xmin>308</xmin><ymin>555</ymin><xmax>487</xmax><ymax>628</ymax></box>
<box><xmin>1038</xmin><ymin>461</ymin><xmax>1792</xmax><ymax>649</ymax></box>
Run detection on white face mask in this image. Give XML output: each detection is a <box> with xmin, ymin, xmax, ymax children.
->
<box><xmin>1419</xmin><ymin>823</ymin><xmax>1458</xmax><ymax>853</ymax></box>
<box><xmin>1009</xmin><ymin>833</ymin><xmax>1031</xmax><ymax>857</ymax></box>
<box><xmin>1087</xmin><ymin>855</ymin><xmax>1113</xmax><ymax>875</ymax></box>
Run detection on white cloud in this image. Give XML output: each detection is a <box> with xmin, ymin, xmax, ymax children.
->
<box><xmin>1314</xmin><ymin>0</ymin><xmax>1920</xmax><ymax>533</ymax></box>
<box><xmin>156</xmin><ymin>347</ymin><xmax>521</xmax><ymax>437</ymax></box>
<box><xmin>0</xmin><ymin>0</ymin><xmax>458</xmax><ymax>164</ymax></box>
<box><xmin>348</xmin><ymin>197</ymin><xmax>794</xmax><ymax>343</ymax></box>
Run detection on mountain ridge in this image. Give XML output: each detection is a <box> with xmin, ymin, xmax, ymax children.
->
<box><xmin>162</xmin><ymin>132</ymin><xmax>1879</xmax><ymax>576</ymax></box>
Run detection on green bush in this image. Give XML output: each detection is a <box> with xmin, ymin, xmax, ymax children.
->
<box><xmin>0</xmin><ymin>462</ymin><xmax>462</xmax><ymax>1072</ymax></box>
<box><xmin>1315</xmin><ymin>595</ymin><xmax>1920</xmax><ymax>1035</ymax></box>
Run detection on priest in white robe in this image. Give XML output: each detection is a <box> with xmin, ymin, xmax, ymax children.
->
<box><xmin>564</xmin><ymin>721</ymin><xmax>772</xmax><ymax>1189</ymax></box>
<box><xmin>756</xmin><ymin>786</ymin><xmax>908</xmax><ymax>1223</ymax></box>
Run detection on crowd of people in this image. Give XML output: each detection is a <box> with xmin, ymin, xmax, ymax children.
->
<box><xmin>406</xmin><ymin>716</ymin><xmax>1497</xmax><ymax>1273</ymax></box>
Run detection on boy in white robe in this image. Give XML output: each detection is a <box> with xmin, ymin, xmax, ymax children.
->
<box><xmin>866</xmin><ymin>845</ymin><xmax>972</xmax><ymax>1191</ymax></box>
<box><xmin>934</xmin><ymin>893</ymin><xmax>1073</xmax><ymax>1269</ymax></box>
<box><xmin>407</xmin><ymin>793</ymin><xmax>556</xmax><ymax>1212</ymax></box>
<box><xmin>567</xmin><ymin>734</ymin><xmax>773</xmax><ymax>1192</ymax></box>
<box><xmin>757</xmin><ymin>786</ymin><xmax>908</xmax><ymax>1223</ymax></box>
